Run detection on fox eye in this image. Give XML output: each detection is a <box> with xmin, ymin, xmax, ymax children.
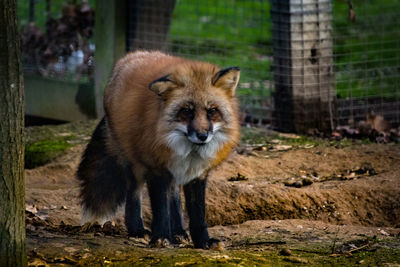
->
<box><xmin>180</xmin><ymin>107</ymin><xmax>194</xmax><ymax>118</ymax></box>
<box><xmin>207</xmin><ymin>108</ymin><xmax>218</xmax><ymax>118</ymax></box>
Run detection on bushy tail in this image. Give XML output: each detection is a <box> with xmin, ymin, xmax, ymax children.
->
<box><xmin>76</xmin><ymin>118</ymin><xmax>132</xmax><ymax>224</ymax></box>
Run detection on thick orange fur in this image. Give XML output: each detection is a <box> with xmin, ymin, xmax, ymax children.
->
<box><xmin>103</xmin><ymin>51</ymin><xmax>240</xmax><ymax>182</ymax></box>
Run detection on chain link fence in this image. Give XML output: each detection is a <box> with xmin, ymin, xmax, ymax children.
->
<box><xmin>333</xmin><ymin>0</ymin><xmax>400</xmax><ymax>127</ymax></box>
<box><xmin>18</xmin><ymin>0</ymin><xmax>400</xmax><ymax>131</ymax></box>
<box><xmin>126</xmin><ymin>0</ymin><xmax>274</xmax><ymax>125</ymax></box>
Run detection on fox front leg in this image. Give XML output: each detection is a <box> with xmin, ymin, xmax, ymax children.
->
<box><xmin>169</xmin><ymin>183</ymin><xmax>189</xmax><ymax>243</ymax></box>
<box><xmin>147</xmin><ymin>174</ymin><xmax>173</xmax><ymax>246</ymax></box>
<box><xmin>125</xmin><ymin>179</ymin><xmax>149</xmax><ymax>238</ymax></box>
<box><xmin>184</xmin><ymin>178</ymin><xmax>221</xmax><ymax>249</ymax></box>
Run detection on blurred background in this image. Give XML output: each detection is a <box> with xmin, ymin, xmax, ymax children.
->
<box><xmin>18</xmin><ymin>0</ymin><xmax>400</xmax><ymax>134</ymax></box>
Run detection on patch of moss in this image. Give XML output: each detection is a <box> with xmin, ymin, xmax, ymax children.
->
<box><xmin>25</xmin><ymin>139</ymin><xmax>72</xmax><ymax>169</ymax></box>
<box><xmin>24</xmin><ymin>120</ymin><xmax>98</xmax><ymax>169</ymax></box>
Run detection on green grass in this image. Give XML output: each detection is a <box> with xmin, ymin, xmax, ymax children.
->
<box><xmin>333</xmin><ymin>0</ymin><xmax>400</xmax><ymax>99</ymax></box>
<box><xmin>169</xmin><ymin>0</ymin><xmax>400</xmax><ymax>99</ymax></box>
<box><xmin>169</xmin><ymin>0</ymin><xmax>273</xmax><ymax>96</ymax></box>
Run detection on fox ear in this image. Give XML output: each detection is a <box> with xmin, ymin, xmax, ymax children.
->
<box><xmin>149</xmin><ymin>75</ymin><xmax>176</xmax><ymax>96</ymax></box>
<box><xmin>212</xmin><ymin>67</ymin><xmax>240</xmax><ymax>96</ymax></box>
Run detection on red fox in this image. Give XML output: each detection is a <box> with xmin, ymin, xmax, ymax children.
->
<box><xmin>77</xmin><ymin>51</ymin><xmax>240</xmax><ymax>248</ymax></box>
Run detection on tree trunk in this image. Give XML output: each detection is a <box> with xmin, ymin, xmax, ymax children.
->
<box><xmin>0</xmin><ymin>0</ymin><xmax>27</xmax><ymax>266</ymax></box>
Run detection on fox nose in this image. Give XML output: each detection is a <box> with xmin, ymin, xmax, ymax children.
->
<box><xmin>196</xmin><ymin>132</ymin><xmax>208</xmax><ymax>142</ymax></box>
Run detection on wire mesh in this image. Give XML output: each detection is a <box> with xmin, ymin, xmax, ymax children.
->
<box><xmin>17</xmin><ymin>0</ymin><xmax>400</xmax><ymax>129</ymax></box>
<box><xmin>126</xmin><ymin>0</ymin><xmax>275</xmax><ymax>125</ymax></box>
<box><xmin>333</xmin><ymin>0</ymin><xmax>400</xmax><ymax>127</ymax></box>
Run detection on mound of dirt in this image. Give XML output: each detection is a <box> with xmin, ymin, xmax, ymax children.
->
<box><xmin>25</xmin><ymin>143</ymin><xmax>400</xmax><ymax>228</ymax></box>
<box><xmin>206</xmin><ymin>144</ymin><xmax>400</xmax><ymax>227</ymax></box>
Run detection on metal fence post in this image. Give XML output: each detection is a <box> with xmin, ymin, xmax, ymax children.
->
<box><xmin>271</xmin><ymin>0</ymin><xmax>335</xmax><ymax>133</ymax></box>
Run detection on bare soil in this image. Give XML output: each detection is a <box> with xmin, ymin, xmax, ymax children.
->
<box><xmin>25</xmin><ymin>123</ymin><xmax>400</xmax><ymax>266</ymax></box>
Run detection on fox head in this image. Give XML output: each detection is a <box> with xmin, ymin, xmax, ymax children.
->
<box><xmin>149</xmin><ymin>62</ymin><xmax>240</xmax><ymax>159</ymax></box>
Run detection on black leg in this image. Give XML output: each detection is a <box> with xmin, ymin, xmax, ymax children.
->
<box><xmin>184</xmin><ymin>178</ymin><xmax>220</xmax><ymax>249</ymax></box>
<box><xmin>125</xmin><ymin>179</ymin><xmax>148</xmax><ymax>237</ymax></box>
<box><xmin>147</xmin><ymin>174</ymin><xmax>172</xmax><ymax>244</ymax></box>
<box><xmin>169</xmin><ymin>183</ymin><xmax>188</xmax><ymax>243</ymax></box>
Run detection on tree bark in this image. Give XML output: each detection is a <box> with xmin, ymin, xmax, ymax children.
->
<box><xmin>0</xmin><ymin>0</ymin><xmax>27</xmax><ymax>266</ymax></box>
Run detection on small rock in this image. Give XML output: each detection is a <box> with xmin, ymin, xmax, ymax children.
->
<box><xmin>26</xmin><ymin>204</ymin><xmax>38</xmax><ymax>214</ymax></box>
<box><xmin>380</xmin><ymin>229</ymin><xmax>390</xmax><ymax>236</ymax></box>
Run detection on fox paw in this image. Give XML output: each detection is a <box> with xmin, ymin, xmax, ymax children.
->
<box><xmin>194</xmin><ymin>238</ymin><xmax>224</xmax><ymax>250</ymax></box>
<box><xmin>149</xmin><ymin>237</ymin><xmax>172</xmax><ymax>248</ymax></box>
<box><xmin>172</xmin><ymin>233</ymin><xmax>190</xmax><ymax>245</ymax></box>
<box><xmin>208</xmin><ymin>238</ymin><xmax>224</xmax><ymax>251</ymax></box>
<box><xmin>128</xmin><ymin>228</ymin><xmax>151</xmax><ymax>239</ymax></box>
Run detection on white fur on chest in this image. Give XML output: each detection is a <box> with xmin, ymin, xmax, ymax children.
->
<box><xmin>168</xmin><ymin>152</ymin><xmax>210</xmax><ymax>185</ymax></box>
<box><xmin>165</xmin><ymin>129</ymin><xmax>228</xmax><ymax>185</ymax></box>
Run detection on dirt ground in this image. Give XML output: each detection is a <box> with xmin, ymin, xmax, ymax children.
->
<box><xmin>25</xmin><ymin>122</ymin><xmax>400</xmax><ymax>266</ymax></box>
